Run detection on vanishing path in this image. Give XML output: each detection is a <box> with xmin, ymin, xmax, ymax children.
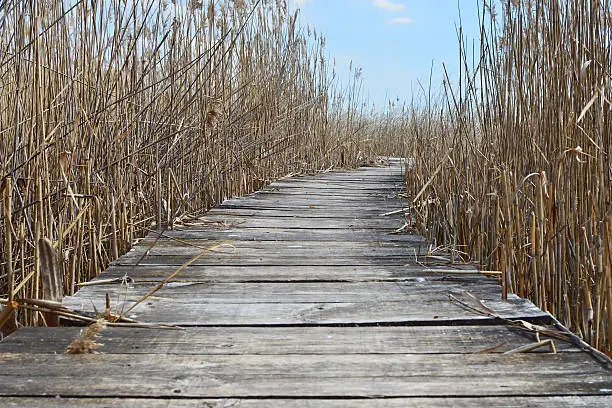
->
<box><xmin>1</xmin><ymin>158</ymin><xmax>610</xmax><ymax>407</ymax></box>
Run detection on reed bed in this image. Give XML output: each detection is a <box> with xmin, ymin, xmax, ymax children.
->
<box><xmin>0</xmin><ymin>0</ymin><xmax>372</xmax><ymax>327</ymax></box>
<box><xmin>400</xmin><ymin>0</ymin><xmax>611</xmax><ymax>353</ymax></box>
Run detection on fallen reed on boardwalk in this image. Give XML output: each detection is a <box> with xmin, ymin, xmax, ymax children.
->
<box><xmin>401</xmin><ymin>0</ymin><xmax>611</xmax><ymax>353</ymax></box>
<box><xmin>0</xmin><ymin>0</ymin><xmax>371</xmax><ymax>326</ymax></box>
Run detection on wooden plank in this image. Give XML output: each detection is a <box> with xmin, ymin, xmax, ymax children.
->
<box><xmin>184</xmin><ymin>215</ymin><xmax>406</xmax><ymax>229</ymax></box>
<box><xmin>2</xmin><ymin>397</ymin><xmax>611</xmax><ymax>408</ymax></box>
<box><xmin>297</xmin><ymin>175</ymin><xmax>404</xmax><ymax>181</ymax></box>
<box><xmin>65</xmin><ymin>281</ymin><xmax>512</xmax><ymax>305</ymax></box>
<box><xmin>206</xmin><ymin>208</ymin><xmax>406</xmax><ymax>218</ymax></box>
<box><xmin>0</xmin><ymin>325</ymin><xmax>575</xmax><ymax>355</ymax></box>
<box><xmin>217</xmin><ymin>201</ymin><xmax>405</xmax><ymax>210</ymax></box>
<box><xmin>115</xmin><ymin>255</ymin><xmax>422</xmax><ymax>267</ymax></box>
<box><xmin>254</xmin><ymin>190</ymin><xmax>403</xmax><ymax>198</ymax></box>
<box><xmin>121</xmin><ymin>242</ymin><xmax>426</xmax><ymax>259</ymax></box>
<box><xmin>62</xmin><ymin>297</ymin><xmax>547</xmax><ymax>325</ymax></box>
<box><xmin>267</xmin><ymin>182</ymin><xmax>405</xmax><ymax>191</ymax></box>
<box><xmin>230</xmin><ymin>193</ymin><xmax>402</xmax><ymax>203</ymax></box>
<box><xmin>265</xmin><ymin>183</ymin><xmax>404</xmax><ymax>190</ymax></box>
<box><xmin>95</xmin><ymin>264</ymin><xmax>487</xmax><ymax>283</ymax></box>
<box><xmin>0</xmin><ymin>353</ymin><xmax>609</xmax><ymax>398</ymax></box>
<box><xmin>270</xmin><ymin>177</ymin><xmax>405</xmax><ymax>184</ymax></box>
<box><xmin>160</xmin><ymin>228</ymin><xmax>422</xmax><ymax>242</ymax></box>
<box><xmin>116</xmin><ymin>237</ymin><xmax>432</xmax><ymax>264</ymax></box>
<box><xmin>300</xmin><ymin>172</ymin><xmax>404</xmax><ymax>179</ymax></box>
<box><xmin>129</xmin><ymin>239</ymin><xmax>423</xmax><ymax>251</ymax></box>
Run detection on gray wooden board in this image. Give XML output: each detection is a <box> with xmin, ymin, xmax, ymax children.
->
<box><xmin>208</xmin><ymin>206</ymin><xmax>407</xmax><ymax>215</ymax></box>
<box><xmin>225</xmin><ymin>193</ymin><xmax>403</xmax><ymax>203</ymax></box>
<box><xmin>184</xmin><ymin>216</ymin><xmax>406</xmax><ymax>229</ymax></box>
<box><xmin>0</xmin><ymin>325</ymin><xmax>575</xmax><ymax>355</ymax></box>
<box><xmin>267</xmin><ymin>183</ymin><xmax>405</xmax><ymax>191</ymax></box>
<box><xmin>282</xmin><ymin>178</ymin><xmax>404</xmax><ymax>184</ymax></box>
<box><xmin>0</xmin><ymin>353</ymin><xmax>609</xmax><ymax>398</ymax></box>
<box><xmin>62</xmin><ymin>298</ymin><xmax>547</xmax><ymax>325</ymax></box>
<box><xmin>121</xmin><ymin>242</ymin><xmax>427</xmax><ymax>259</ymax></box>
<box><xmin>222</xmin><ymin>190</ymin><xmax>401</xmax><ymax>205</ymax></box>
<box><xmin>3</xmin><ymin>397</ymin><xmax>612</xmax><ymax>408</ymax></box>
<box><xmin>65</xmin><ymin>281</ymin><xmax>513</xmax><ymax>305</ymax></box>
<box><xmin>215</xmin><ymin>202</ymin><xmax>404</xmax><ymax>213</ymax></box>
<box><xmin>263</xmin><ymin>183</ymin><xmax>404</xmax><ymax>190</ymax></box>
<box><xmin>115</xmin><ymin>255</ymin><xmax>426</xmax><ymax>267</ymax></box>
<box><xmin>205</xmin><ymin>208</ymin><xmax>407</xmax><ymax>218</ymax></box>
<box><xmin>95</xmin><ymin>264</ymin><xmax>488</xmax><ymax>283</ymax></box>
<box><xmin>297</xmin><ymin>176</ymin><xmax>404</xmax><ymax>182</ymax></box>
<box><xmin>296</xmin><ymin>172</ymin><xmax>404</xmax><ymax>179</ymax></box>
<box><xmin>134</xmin><ymin>239</ymin><xmax>426</xmax><ymax>250</ymax></box>
<box><xmin>138</xmin><ymin>239</ymin><xmax>419</xmax><ymax>248</ymax></box>
<box><xmin>126</xmin><ymin>240</ymin><xmax>423</xmax><ymax>250</ymax></box>
<box><xmin>217</xmin><ymin>201</ymin><xmax>406</xmax><ymax>210</ymax></box>
<box><xmin>159</xmin><ymin>228</ymin><xmax>423</xmax><ymax>242</ymax></box>
<box><xmin>254</xmin><ymin>189</ymin><xmax>404</xmax><ymax>197</ymax></box>
<box><xmin>269</xmin><ymin>177</ymin><xmax>405</xmax><ymax>185</ymax></box>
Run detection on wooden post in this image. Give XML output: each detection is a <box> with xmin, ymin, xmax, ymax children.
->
<box><xmin>1</xmin><ymin>177</ymin><xmax>17</xmax><ymax>334</ymax></box>
<box><xmin>38</xmin><ymin>238</ymin><xmax>63</xmax><ymax>326</ymax></box>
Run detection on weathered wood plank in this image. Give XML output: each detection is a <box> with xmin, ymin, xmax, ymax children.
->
<box><xmin>0</xmin><ymin>353</ymin><xmax>609</xmax><ymax>398</ymax></box>
<box><xmin>217</xmin><ymin>201</ymin><xmax>405</xmax><ymax>210</ymax></box>
<box><xmin>121</xmin><ymin>242</ymin><xmax>426</xmax><ymax>260</ymax></box>
<box><xmin>94</xmin><ymin>265</ymin><xmax>489</xmax><ymax>286</ymax></box>
<box><xmin>267</xmin><ymin>183</ymin><xmax>405</xmax><ymax>191</ymax></box>
<box><xmin>0</xmin><ymin>325</ymin><xmax>575</xmax><ymax>355</ymax></box>
<box><xmin>254</xmin><ymin>190</ymin><xmax>403</xmax><ymax>198</ymax></box>
<box><xmin>223</xmin><ymin>194</ymin><xmax>403</xmax><ymax>205</ymax></box>
<box><xmin>184</xmin><ymin>215</ymin><xmax>406</xmax><ymax>229</ymax></box>
<box><xmin>3</xmin><ymin>397</ymin><xmax>611</xmax><ymax>408</ymax></box>
<box><xmin>94</xmin><ymin>264</ymin><xmax>485</xmax><ymax>283</ymax></box>
<box><xmin>162</xmin><ymin>228</ymin><xmax>421</xmax><ymax>242</ymax></box>
<box><xmin>295</xmin><ymin>172</ymin><xmax>404</xmax><ymax>179</ymax></box>
<box><xmin>66</xmin><ymin>281</ymin><xmax>513</xmax><ymax>306</ymax></box>
<box><xmin>115</xmin><ymin>256</ymin><xmax>423</xmax><ymax>267</ymax></box>
<box><xmin>205</xmin><ymin>208</ymin><xmax>406</xmax><ymax>218</ymax></box>
<box><xmin>135</xmin><ymin>239</ymin><xmax>419</xmax><ymax>250</ymax></box>
<box><xmin>63</xmin><ymin>297</ymin><xmax>547</xmax><ymax>325</ymax></box>
<box><xmin>227</xmin><ymin>193</ymin><xmax>402</xmax><ymax>203</ymax></box>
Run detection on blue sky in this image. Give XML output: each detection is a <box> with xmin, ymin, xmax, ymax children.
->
<box><xmin>289</xmin><ymin>0</ymin><xmax>485</xmax><ymax>109</ymax></box>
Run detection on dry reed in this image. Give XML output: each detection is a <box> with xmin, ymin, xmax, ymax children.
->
<box><xmin>400</xmin><ymin>0</ymin><xmax>611</xmax><ymax>354</ymax></box>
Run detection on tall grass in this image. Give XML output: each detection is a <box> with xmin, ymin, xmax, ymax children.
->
<box><xmin>402</xmin><ymin>0</ymin><xmax>611</xmax><ymax>353</ymax></box>
<box><xmin>0</xmin><ymin>0</ymin><xmax>371</xmax><ymax>326</ymax></box>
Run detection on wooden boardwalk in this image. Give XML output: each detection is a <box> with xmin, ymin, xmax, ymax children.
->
<box><xmin>1</xmin><ymin>159</ymin><xmax>610</xmax><ymax>407</ymax></box>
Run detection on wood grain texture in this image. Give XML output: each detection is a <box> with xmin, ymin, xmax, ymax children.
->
<box><xmin>3</xmin><ymin>397</ymin><xmax>612</xmax><ymax>408</ymax></box>
<box><xmin>62</xmin><ymin>297</ymin><xmax>547</xmax><ymax>326</ymax></box>
<box><xmin>157</xmin><ymin>228</ymin><xmax>423</xmax><ymax>242</ymax></box>
<box><xmin>95</xmin><ymin>264</ymin><xmax>486</xmax><ymax>283</ymax></box>
<box><xmin>0</xmin><ymin>325</ymin><xmax>576</xmax><ymax>355</ymax></box>
<box><xmin>0</xmin><ymin>353</ymin><xmax>609</xmax><ymax>398</ymax></box>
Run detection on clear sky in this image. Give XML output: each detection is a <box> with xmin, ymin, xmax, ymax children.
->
<box><xmin>288</xmin><ymin>0</ymin><xmax>485</xmax><ymax>109</ymax></box>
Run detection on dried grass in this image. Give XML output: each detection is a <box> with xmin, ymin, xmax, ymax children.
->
<box><xmin>399</xmin><ymin>0</ymin><xmax>611</xmax><ymax>354</ymax></box>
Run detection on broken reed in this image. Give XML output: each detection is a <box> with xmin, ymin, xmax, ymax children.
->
<box><xmin>402</xmin><ymin>0</ymin><xmax>611</xmax><ymax>353</ymax></box>
<box><xmin>0</xmin><ymin>0</ymin><xmax>372</xmax><ymax>325</ymax></box>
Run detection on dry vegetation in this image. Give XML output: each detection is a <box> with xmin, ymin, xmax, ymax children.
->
<box><xmin>0</xmin><ymin>0</ymin><xmax>374</xmax><ymax>326</ymax></box>
<box><xmin>399</xmin><ymin>0</ymin><xmax>611</xmax><ymax>354</ymax></box>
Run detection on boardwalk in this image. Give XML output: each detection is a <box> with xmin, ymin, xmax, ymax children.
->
<box><xmin>1</xmin><ymin>159</ymin><xmax>610</xmax><ymax>407</ymax></box>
